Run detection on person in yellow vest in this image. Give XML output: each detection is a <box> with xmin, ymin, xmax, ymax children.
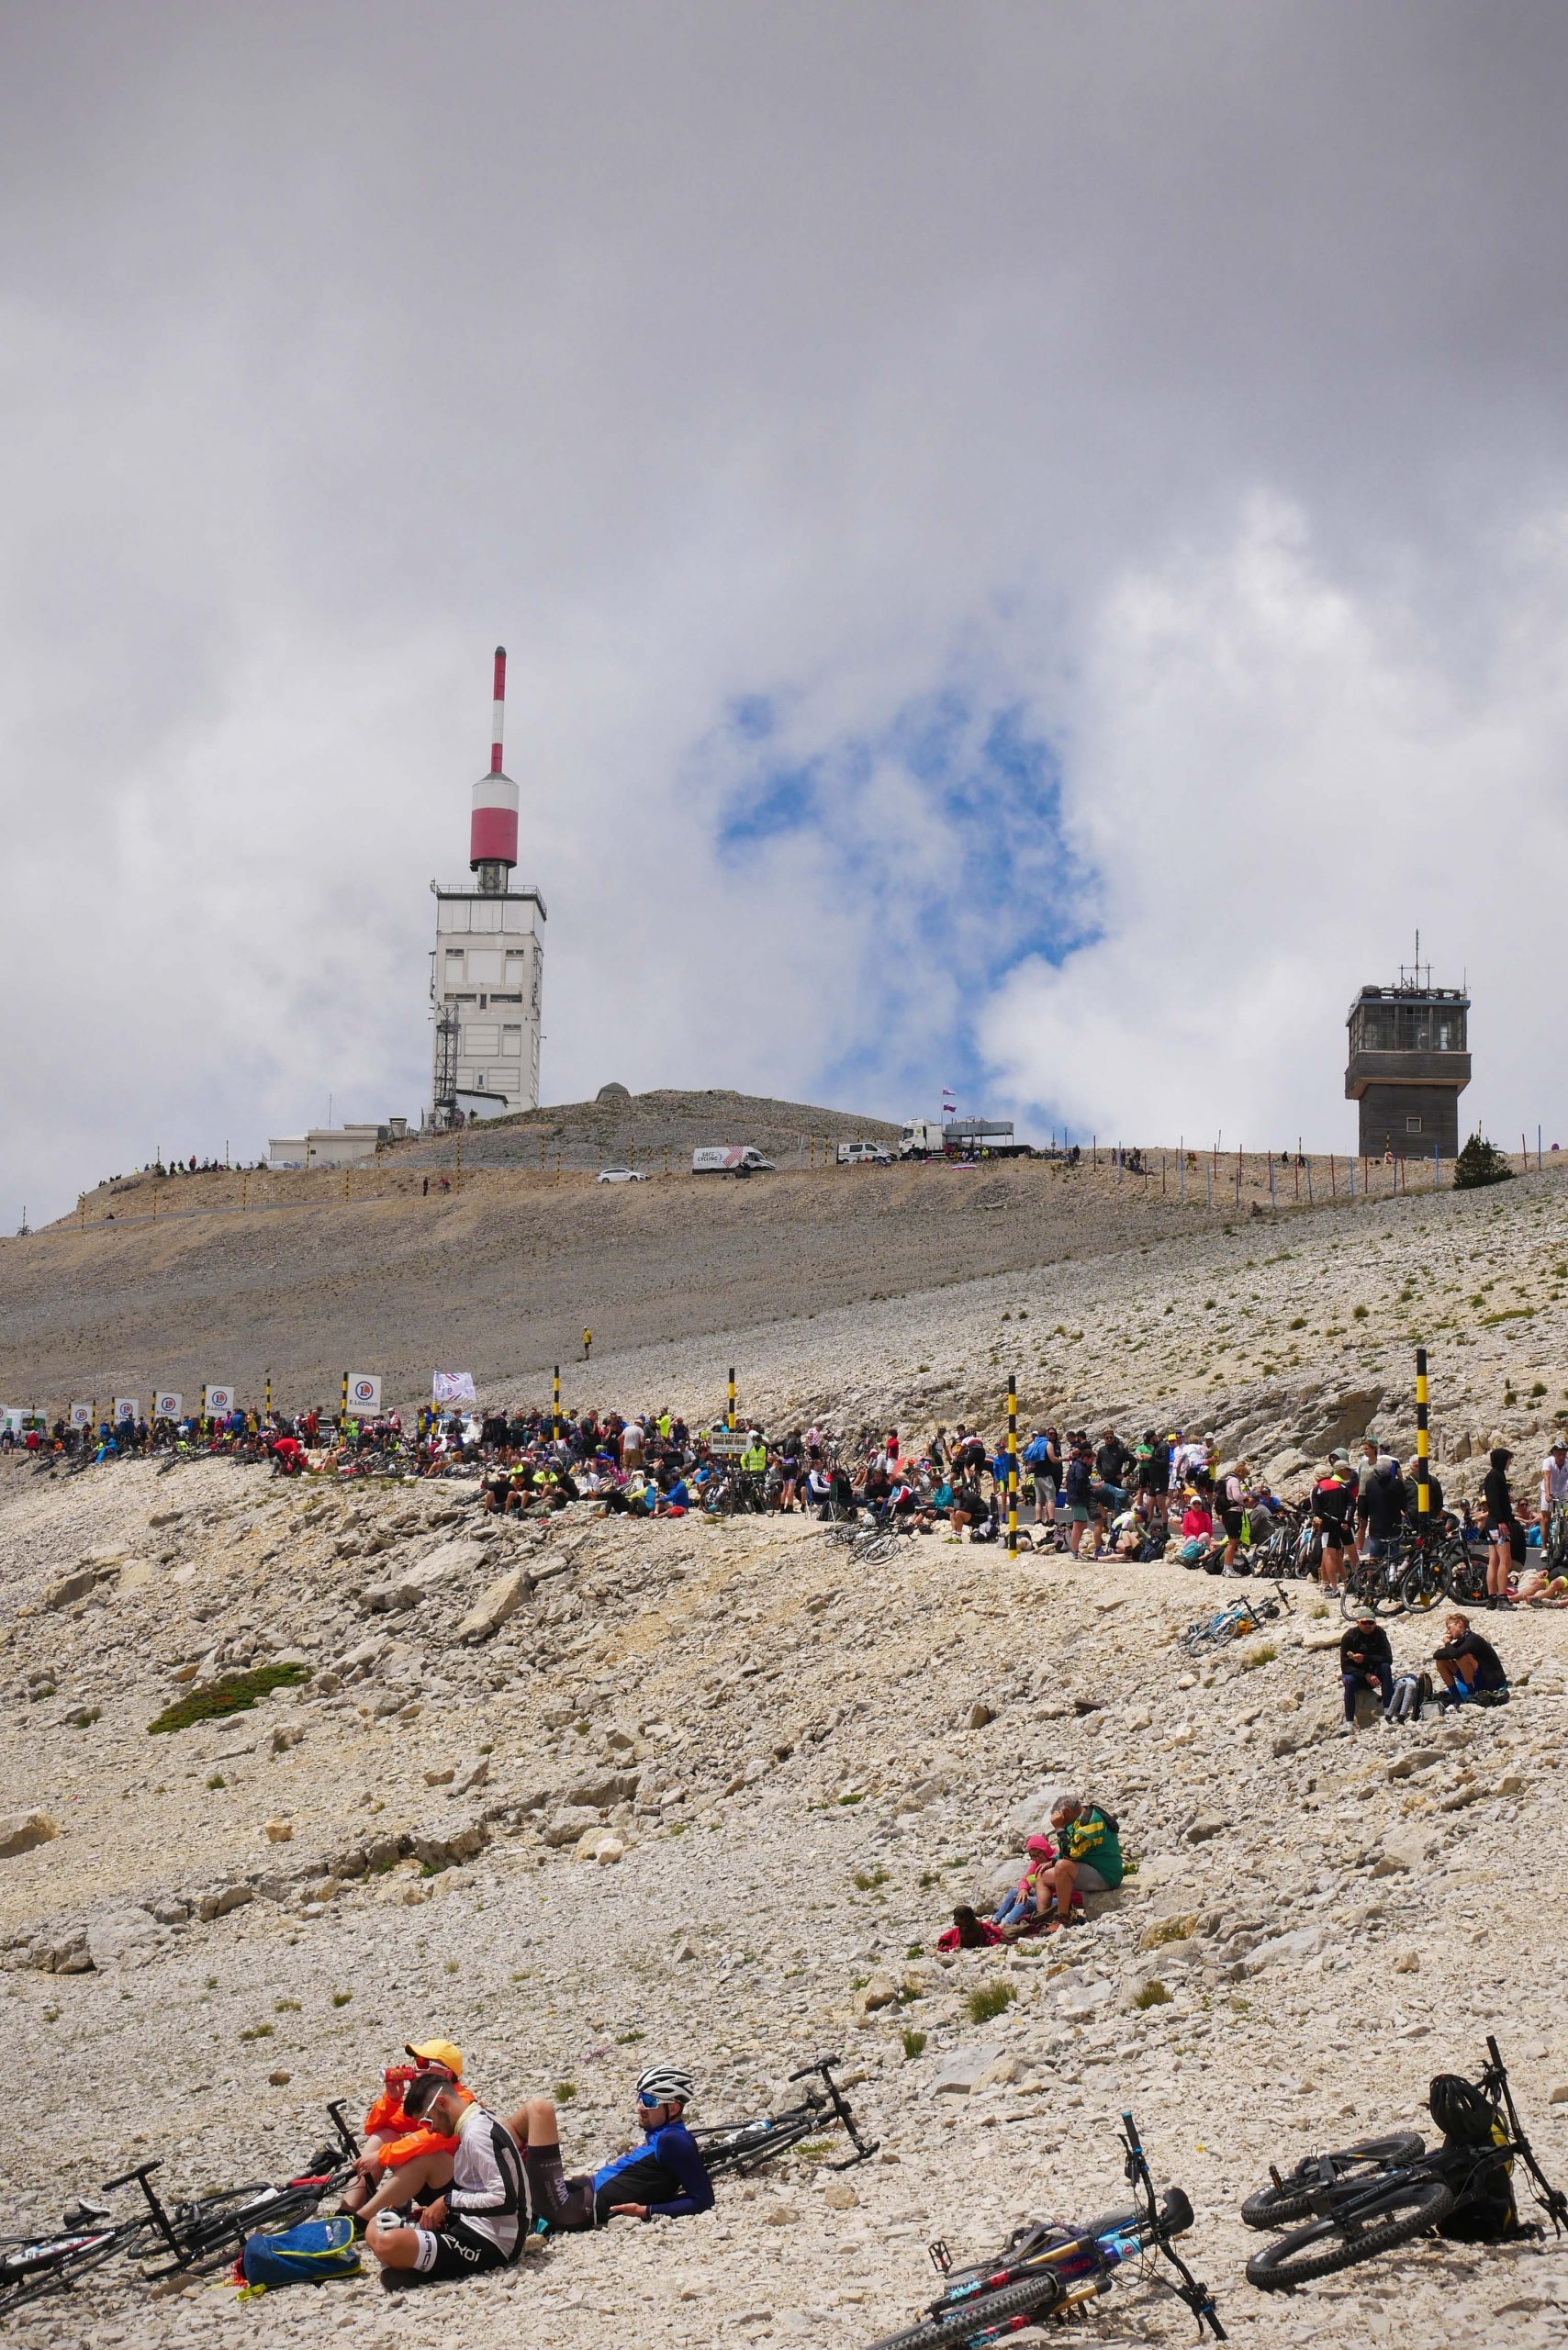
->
<box><xmin>582</xmin><ymin>1328</ymin><xmax>593</xmax><ymax>1361</ymax></box>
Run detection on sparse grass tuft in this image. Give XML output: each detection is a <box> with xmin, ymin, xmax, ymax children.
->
<box><xmin>554</xmin><ymin>2080</ymin><xmax>577</xmax><ymax>2103</ymax></box>
<box><xmin>1133</xmin><ymin>1981</ymin><xmax>1172</xmax><ymax>2009</ymax></box>
<box><xmin>901</xmin><ymin>2027</ymin><xmax>928</xmax><ymax>2059</ymax></box>
<box><xmin>1238</xmin><ymin>1641</ymin><xmax>1277</xmax><ymax>1671</ymax></box>
<box><xmin>148</xmin><ymin>1662</ymin><xmax>311</xmax><ymax>1734</ymax></box>
<box><xmin>966</xmin><ymin>1980</ymin><xmax>1017</xmax><ymax>2025</ymax></box>
<box><xmin>852</xmin><ymin>1866</ymin><xmax>888</xmax><ymax>1893</ymax></box>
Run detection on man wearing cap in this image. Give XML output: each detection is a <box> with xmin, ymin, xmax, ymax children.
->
<box><xmin>1338</xmin><ymin>1610</ymin><xmax>1394</xmax><ymax>1728</ymax></box>
<box><xmin>344</xmin><ymin>2042</ymin><xmax>473</xmax><ymax>2221</ymax></box>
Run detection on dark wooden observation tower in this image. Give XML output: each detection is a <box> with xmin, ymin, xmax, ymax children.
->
<box><xmin>1344</xmin><ymin>950</ymin><xmax>1470</xmax><ymax>1158</ymax></box>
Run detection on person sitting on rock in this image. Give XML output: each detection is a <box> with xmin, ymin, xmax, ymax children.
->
<box><xmin>991</xmin><ymin>1833</ymin><xmax>1057</xmax><ymax>1933</ymax></box>
<box><xmin>1433</xmin><ymin>1612</ymin><xmax>1509</xmax><ymax>1708</ymax></box>
<box><xmin>1036</xmin><ymin>1795</ymin><xmax>1124</xmax><ymax>1934</ymax></box>
<box><xmin>343</xmin><ymin>2040</ymin><xmax>474</xmax><ymax>2220</ymax></box>
<box><xmin>503</xmin><ymin>2063</ymin><xmax>714</xmax><ymax>2231</ymax></box>
<box><xmin>1338</xmin><ymin>1610</ymin><xmax>1394</xmax><ymax>1727</ymax></box>
<box><xmin>364</xmin><ymin>2071</ymin><xmax>526</xmax><ymax>2288</ymax></box>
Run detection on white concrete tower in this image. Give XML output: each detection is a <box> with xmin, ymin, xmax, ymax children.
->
<box><xmin>429</xmin><ymin>646</ymin><xmax>545</xmax><ymax>1125</ymax></box>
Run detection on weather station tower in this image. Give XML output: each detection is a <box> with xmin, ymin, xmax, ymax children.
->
<box><xmin>1344</xmin><ymin>939</ymin><xmax>1470</xmax><ymax>1158</ymax></box>
<box><xmin>429</xmin><ymin>647</ymin><xmax>545</xmax><ymax>1127</ymax></box>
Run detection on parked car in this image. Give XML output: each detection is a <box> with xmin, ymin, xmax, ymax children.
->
<box><xmin>597</xmin><ymin>1165</ymin><xmax>648</xmax><ymax>1183</ymax></box>
<box><xmin>836</xmin><ymin>1140</ymin><xmax>892</xmax><ymax>1166</ymax></box>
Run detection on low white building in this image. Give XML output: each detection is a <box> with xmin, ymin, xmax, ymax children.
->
<box><xmin>266</xmin><ymin>1121</ymin><xmax>404</xmax><ymax>1171</ymax></box>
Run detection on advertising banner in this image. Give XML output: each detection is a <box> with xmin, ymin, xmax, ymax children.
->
<box><xmin>69</xmin><ymin>1403</ymin><xmax>93</xmax><ymax>1429</ymax></box>
<box><xmin>346</xmin><ymin>1373</ymin><xmax>382</xmax><ymax>1415</ymax></box>
<box><xmin>113</xmin><ymin>1398</ymin><xmax>140</xmax><ymax>1423</ymax></box>
<box><xmin>154</xmin><ymin>1393</ymin><xmax>183</xmax><ymax>1420</ymax></box>
<box><xmin>204</xmin><ymin>1385</ymin><xmax>235</xmax><ymax>1416</ymax></box>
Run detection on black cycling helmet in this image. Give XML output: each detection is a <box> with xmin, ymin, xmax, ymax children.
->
<box><xmin>1428</xmin><ymin>2073</ymin><xmax>1497</xmax><ymax>2146</ymax></box>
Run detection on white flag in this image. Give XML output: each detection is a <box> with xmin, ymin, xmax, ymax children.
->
<box><xmin>433</xmin><ymin>1371</ymin><xmax>477</xmax><ymax>1404</ymax></box>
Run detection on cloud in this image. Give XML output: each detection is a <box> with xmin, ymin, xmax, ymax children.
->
<box><xmin>981</xmin><ymin>495</ymin><xmax>1568</xmax><ymax>1150</ymax></box>
<box><xmin>6</xmin><ymin>4</ymin><xmax>1568</xmax><ymax>1222</ymax></box>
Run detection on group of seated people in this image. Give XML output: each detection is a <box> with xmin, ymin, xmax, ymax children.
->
<box><xmin>1338</xmin><ymin>1608</ymin><xmax>1510</xmax><ymax>1725</ymax></box>
<box><xmin>945</xmin><ymin>1795</ymin><xmax>1126</xmax><ymax>1948</ymax></box>
<box><xmin>341</xmin><ymin>2039</ymin><xmax>712</xmax><ymax>2288</ymax></box>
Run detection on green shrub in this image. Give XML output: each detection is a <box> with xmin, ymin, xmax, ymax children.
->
<box><xmin>148</xmin><ymin>1662</ymin><xmax>311</xmax><ymax>1734</ymax></box>
<box><xmin>966</xmin><ymin>1980</ymin><xmax>1017</xmax><ymax>2025</ymax></box>
<box><xmin>1453</xmin><ymin>1135</ymin><xmax>1515</xmax><ymax>1191</ymax></box>
<box><xmin>901</xmin><ymin>2027</ymin><xmax>928</xmax><ymax>2060</ymax></box>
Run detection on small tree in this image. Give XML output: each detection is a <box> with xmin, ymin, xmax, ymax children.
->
<box><xmin>1452</xmin><ymin>1133</ymin><xmax>1515</xmax><ymax>1191</ymax></box>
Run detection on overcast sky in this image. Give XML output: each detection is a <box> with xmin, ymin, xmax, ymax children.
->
<box><xmin>6</xmin><ymin>2</ymin><xmax>1568</xmax><ymax>1224</ymax></box>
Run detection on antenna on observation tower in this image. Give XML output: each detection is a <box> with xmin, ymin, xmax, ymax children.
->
<box><xmin>470</xmin><ymin>644</ymin><xmax>519</xmax><ymax>892</ymax></box>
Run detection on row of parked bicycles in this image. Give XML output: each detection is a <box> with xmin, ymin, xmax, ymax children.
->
<box><xmin>1222</xmin><ymin>1500</ymin><xmax>1511</xmax><ymax>1618</ymax></box>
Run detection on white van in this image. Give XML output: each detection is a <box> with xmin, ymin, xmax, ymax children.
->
<box><xmin>691</xmin><ymin>1147</ymin><xmax>777</xmax><ymax>1176</ymax></box>
<box><xmin>836</xmin><ymin>1140</ymin><xmax>891</xmax><ymax>1165</ymax></box>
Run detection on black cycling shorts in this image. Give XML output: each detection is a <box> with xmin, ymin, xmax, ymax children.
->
<box><xmin>522</xmin><ymin>2144</ymin><xmax>597</xmax><ymax>2232</ymax></box>
<box><xmin>413</xmin><ymin>2220</ymin><xmax>510</xmax><ymax>2279</ymax></box>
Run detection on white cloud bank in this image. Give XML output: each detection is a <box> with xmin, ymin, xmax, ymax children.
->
<box><xmin>983</xmin><ymin>498</ymin><xmax>1568</xmax><ymax>1154</ymax></box>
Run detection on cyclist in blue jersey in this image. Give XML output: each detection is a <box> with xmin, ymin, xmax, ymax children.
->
<box><xmin>506</xmin><ymin>2063</ymin><xmax>714</xmax><ymax>2230</ymax></box>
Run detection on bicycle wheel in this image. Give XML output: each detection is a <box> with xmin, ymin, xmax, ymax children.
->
<box><xmin>1399</xmin><ymin>1563</ymin><xmax>1441</xmax><ymax>1614</ymax></box>
<box><xmin>1244</xmin><ymin>2176</ymin><xmax>1453</xmax><ymax>2288</ymax></box>
<box><xmin>1240</xmin><ymin>2135</ymin><xmax>1427</xmax><ymax>2229</ymax></box>
<box><xmin>1181</xmin><ymin>1621</ymin><xmax>1219</xmax><ymax>1656</ymax></box>
<box><xmin>865</xmin><ymin>2267</ymin><xmax>1067</xmax><ymax>2350</ymax></box>
<box><xmin>1441</xmin><ymin>1548</ymin><xmax>1487</xmax><ymax>1606</ymax></box>
<box><xmin>1</xmin><ymin>2223</ymin><xmax>142</xmax><ymax>2306</ymax></box>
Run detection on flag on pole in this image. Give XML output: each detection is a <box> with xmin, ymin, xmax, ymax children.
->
<box><xmin>432</xmin><ymin>1371</ymin><xmax>476</xmax><ymax>1405</ymax></box>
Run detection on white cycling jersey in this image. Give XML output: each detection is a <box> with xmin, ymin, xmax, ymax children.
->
<box><xmin>1541</xmin><ymin>1456</ymin><xmax>1568</xmax><ymax>1505</ymax></box>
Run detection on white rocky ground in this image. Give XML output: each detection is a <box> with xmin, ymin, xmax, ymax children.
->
<box><xmin>4</xmin><ymin>1169</ymin><xmax>1568</xmax><ymax>2348</ymax></box>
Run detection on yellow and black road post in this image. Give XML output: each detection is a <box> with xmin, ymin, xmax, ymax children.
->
<box><xmin>1007</xmin><ymin>1374</ymin><xmax>1019</xmax><ymax>1556</ymax></box>
<box><xmin>1416</xmin><ymin>1347</ymin><xmax>1430</xmax><ymax>1524</ymax></box>
<box><xmin>553</xmin><ymin>1364</ymin><xmax>561</xmax><ymax>1442</ymax></box>
<box><xmin>264</xmin><ymin>1370</ymin><xmax>273</xmax><ymax>1423</ymax></box>
<box><xmin>728</xmin><ymin>1366</ymin><xmax>736</xmax><ymax>1434</ymax></box>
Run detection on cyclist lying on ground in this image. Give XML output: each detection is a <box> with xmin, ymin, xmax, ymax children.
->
<box><xmin>504</xmin><ymin>2062</ymin><xmax>714</xmax><ymax>2229</ymax></box>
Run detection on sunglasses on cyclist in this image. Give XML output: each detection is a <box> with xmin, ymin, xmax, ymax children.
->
<box><xmin>637</xmin><ymin>2091</ymin><xmax>666</xmax><ymax>2109</ymax></box>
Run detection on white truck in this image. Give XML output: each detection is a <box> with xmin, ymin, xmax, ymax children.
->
<box><xmin>899</xmin><ymin>1118</ymin><xmax>1033</xmax><ymax>1160</ymax></box>
<box><xmin>836</xmin><ymin>1139</ymin><xmax>891</xmax><ymax>1166</ymax></box>
<box><xmin>691</xmin><ymin>1146</ymin><xmax>777</xmax><ymax>1177</ymax></box>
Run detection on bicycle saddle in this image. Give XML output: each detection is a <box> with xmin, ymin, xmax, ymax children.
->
<box><xmin>61</xmin><ymin>2199</ymin><xmax>113</xmax><ymax>2228</ymax></box>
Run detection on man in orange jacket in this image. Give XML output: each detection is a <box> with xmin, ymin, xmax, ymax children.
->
<box><xmin>342</xmin><ymin>2040</ymin><xmax>474</xmax><ymax>2219</ymax></box>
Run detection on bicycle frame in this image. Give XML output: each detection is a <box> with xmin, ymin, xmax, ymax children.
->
<box><xmin>694</xmin><ymin>2055</ymin><xmax>878</xmax><ymax>2177</ymax></box>
<box><xmin>922</xmin><ymin>2111</ymin><xmax>1224</xmax><ymax>2343</ymax></box>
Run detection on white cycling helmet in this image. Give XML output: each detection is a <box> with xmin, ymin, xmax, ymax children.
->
<box><xmin>636</xmin><ymin>2061</ymin><xmax>694</xmax><ymax>2106</ymax></box>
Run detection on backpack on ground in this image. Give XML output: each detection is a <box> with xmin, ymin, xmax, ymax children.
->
<box><xmin>1428</xmin><ymin>2075</ymin><xmax>1524</xmax><ymax>2242</ymax></box>
<box><xmin>1387</xmin><ymin>1669</ymin><xmax>1432</xmax><ymax>1722</ymax></box>
<box><xmin>239</xmin><ymin>2216</ymin><xmax>362</xmax><ymax>2291</ymax></box>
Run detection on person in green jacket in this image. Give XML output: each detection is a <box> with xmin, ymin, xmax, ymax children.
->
<box><xmin>1037</xmin><ymin>1794</ymin><xmax>1124</xmax><ymax>1933</ymax></box>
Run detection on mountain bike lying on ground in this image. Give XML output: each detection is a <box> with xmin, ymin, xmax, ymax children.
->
<box><xmin>1243</xmin><ymin>2037</ymin><xmax>1567</xmax><ymax>2291</ymax></box>
<box><xmin>864</xmin><ymin>2110</ymin><xmax>1225</xmax><ymax>2346</ymax></box>
<box><xmin>1180</xmin><ymin>1579</ymin><xmax>1292</xmax><ymax>1657</ymax></box>
<box><xmin>689</xmin><ymin>2055</ymin><xmax>879</xmax><ymax>2179</ymax></box>
<box><xmin>0</xmin><ymin>2101</ymin><xmax>359</xmax><ymax>2307</ymax></box>
<box><xmin>0</xmin><ymin>2189</ymin><xmax>158</xmax><ymax>2312</ymax></box>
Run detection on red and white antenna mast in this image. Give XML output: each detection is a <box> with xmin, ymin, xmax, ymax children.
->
<box><xmin>470</xmin><ymin>643</ymin><xmax>519</xmax><ymax>888</ymax></box>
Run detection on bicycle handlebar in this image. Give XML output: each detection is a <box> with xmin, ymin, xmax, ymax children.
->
<box><xmin>101</xmin><ymin>2161</ymin><xmax>162</xmax><ymax>2192</ymax></box>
